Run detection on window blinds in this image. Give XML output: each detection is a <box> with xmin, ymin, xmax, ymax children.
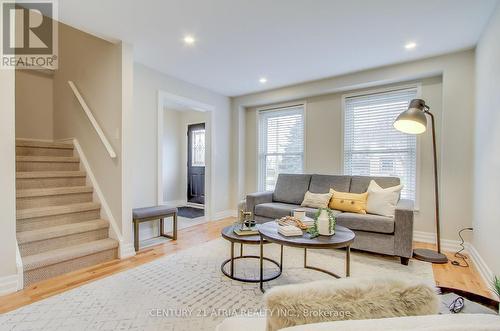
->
<box><xmin>258</xmin><ymin>105</ymin><xmax>305</xmax><ymax>191</ymax></box>
<box><xmin>344</xmin><ymin>88</ymin><xmax>418</xmax><ymax>200</ymax></box>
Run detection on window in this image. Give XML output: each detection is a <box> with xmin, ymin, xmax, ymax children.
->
<box><xmin>343</xmin><ymin>88</ymin><xmax>418</xmax><ymax>200</ymax></box>
<box><xmin>258</xmin><ymin>105</ymin><xmax>305</xmax><ymax>191</ymax></box>
<box><xmin>191</xmin><ymin>128</ymin><xmax>205</xmax><ymax>167</ymax></box>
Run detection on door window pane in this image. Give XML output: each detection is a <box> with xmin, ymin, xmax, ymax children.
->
<box><xmin>191</xmin><ymin>129</ymin><xmax>205</xmax><ymax>167</ymax></box>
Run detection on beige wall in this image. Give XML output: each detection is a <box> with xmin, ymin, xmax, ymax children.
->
<box><xmin>15</xmin><ymin>70</ymin><xmax>54</xmax><ymax>140</ymax></box>
<box><xmin>133</xmin><ymin>64</ymin><xmax>232</xmax><ymax>216</ymax></box>
<box><xmin>0</xmin><ymin>68</ymin><xmax>19</xmax><ymax>294</ymax></box>
<box><xmin>473</xmin><ymin>2</ymin><xmax>500</xmax><ymax>276</ymax></box>
<box><xmin>233</xmin><ymin>50</ymin><xmax>475</xmax><ymax>241</ymax></box>
<box><xmin>52</xmin><ymin>22</ymin><xmax>124</xmax><ymax>230</ymax></box>
<box><xmin>245</xmin><ymin>77</ymin><xmax>443</xmax><ymax>235</ymax></box>
<box><xmin>162</xmin><ymin>108</ymin><xmax>208</xmax><ymax>203</ymax></box>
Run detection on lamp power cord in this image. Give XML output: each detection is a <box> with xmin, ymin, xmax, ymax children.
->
<box><xmin>451</xmin><ymin>227</ymin><xmax>473</xmax><ymax>267</ymax></box>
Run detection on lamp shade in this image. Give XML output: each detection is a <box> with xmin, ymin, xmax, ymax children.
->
<box><xmin>393</xmin><ymin>99</ymin><xmax>428</xmax><ymax>134</ymax></box>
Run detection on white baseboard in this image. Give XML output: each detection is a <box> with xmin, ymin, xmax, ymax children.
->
<box><xmin>466</xmin><ymin>243</ymin><xmax>495</xmax><ymax>294</ymax></box>
<box><xmin>0</xmin><ymin>274</ymin><xmax>19</xmax><ymax>296</ymax></box>
<box><xmin>413</xmin><ymin>231</ymin><xmax>464</xmax><ymax>253</ymax></box>
<box><xmin>16</xmin><ymin>240</ymin><xmax>23</xmax><ymax>290</ymax></box>
<box><xmin>213</xmin><ymin>209</ymin><xmax>237</xmax><ymax>221</ymax></box>
<box><xmin>163</xmin><ymin>200</ymin><xmax>185</xmax><ymax>207</ymax></box>
<box><xmin>118</xmin><ymin>242</ymin><xmax>136</xmax><ymax>259</ymax></box>
<box><xmin>186</xmin><ymin>202</ymin><xmax>204</xmax><ymax>209</ymax></box>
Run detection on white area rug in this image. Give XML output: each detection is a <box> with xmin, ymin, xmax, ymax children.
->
<box><xmin>0</xmin><ymin>238</ymin><xmax>433</xmax><ymax>331</ymax></box>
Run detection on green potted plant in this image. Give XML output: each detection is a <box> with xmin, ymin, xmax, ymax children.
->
<box><xmin>307</xmin><ymin>208</ymin><xmax>336</xmax><ymax>238</ymax></box>
<box><xmin>492</xmin><ymin>276</ymin><xmax>500</xmax><ymax>314</ymax></box>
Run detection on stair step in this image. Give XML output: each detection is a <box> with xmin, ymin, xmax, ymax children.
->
<box><xmin>16</xmin><ymin>186</ymin><xmax>93</xmax><ymax>209</ymax></box>
<box><xmin>16</xmin><ymin>140</ymin><xmax>74</xmax><ymax>157</ymax></box>
<box><xmin>17</xmin><ymin>203</ymin><xmax>101</xmax><ymax>232</ymax></box>
<box><xmin>17</xmin><ymin>171</ymin><xmax>86</xmax><ymax>179</ymax></box>
<box><xmin>16</xmin><ymin>156</ymin><xmax>80</xmax><ymax>172</ymax></box>
<box><xmin>22</xmin><ymin>238</ymin><xmax>118</xmax><ymax>286</ymax></box>
<box><xmin>16</xmin><ymin>139</ymin><xmax>74</xmax><ymax>149</ymax></box>
<box><xmin>16</xmin><ymin>171</ymin><xmax>87</xmax><ymax>189</ymax></box>
<box><xmin>18</xmin><ymin>219</ymin><xmax>109</xmax><ymax>256</ymax></box>
<box><xmin>16</xmin><ymin>156</ymin><xmax>80</xmax><ymax>164</ymax></box>
<box><xmin>17</xmin><ymin>186</ymin><xmax>92</xmax><ymax>198</ymax></box>
<box><xmin>17</xmin><ymin>202</ymin><xmax>101</xmax><ymax>220</ymax></box>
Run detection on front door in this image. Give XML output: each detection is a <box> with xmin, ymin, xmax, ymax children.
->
<box><xmin>187</xmin><ymin>123</ymin><xmax>205</xmax><ymax>204</ymax></box>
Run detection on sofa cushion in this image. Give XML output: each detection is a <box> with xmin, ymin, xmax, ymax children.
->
<box><xmin>255</xmin><ymin>202</ymin><xmax>337</xmax><ymax>220</ymax></box>
<box><xmin>336</xmin><ymin>212</ymin><xmax>394</xmax><ymax>234</ymax></box>
<box><xmin>349</xmin><ymin>176</ymin><xmax>400</xmax><ymax>193</ymax></box>
<box><xmin>273</xmin><ymin>174</ymin><xmax>312</xmax><ymax>205</ymax></box>
<box><xmin>309</xmin><ymin>175</ymin><xmax>351</xmax><ymax>193</ymax></box>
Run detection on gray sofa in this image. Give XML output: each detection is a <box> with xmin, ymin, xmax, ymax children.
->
<box><xmin>246</xmin><ymin>174</ymin><xmax>414</xmax><ymax>265</ymax></box>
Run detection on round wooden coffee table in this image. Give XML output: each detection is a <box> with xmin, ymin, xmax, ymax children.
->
<box><xmin>221</xmin><ymin>224</ymin><xmax>282</xmax><ymax>283</ymax></box>
<box><xmin>258</xmin><ymin>222</ymin><xmax>355</xmax><ymax>292</ymax></box>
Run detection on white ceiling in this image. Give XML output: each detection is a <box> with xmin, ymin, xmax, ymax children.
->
<box><xmin>58</xmin><ymin>0</ymin><xmax>498</xmax><ymax>97</ymax></box>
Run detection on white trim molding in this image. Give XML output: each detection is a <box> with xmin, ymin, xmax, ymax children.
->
<box><xmin>0</xmin><ymin>274</ymin><xmax>19</xmax><ymax>296</ymax></box>
<box><xmin>69</xmin><ymin>138</ymin><xmax>135</xmax><ymax>260</ymax></box>
<box><xmin>213</xmin><ymin>210</ymin><xmax>237</xmax><ymax>221</ymax></box>
<box><xmin>163</xmin><ymin>200</ymin><xmax>186</xmax><ymax>207</ymax></box>
<box><xmin>467</xmin><ymin>244</ymin><xmax>495</xmax><ymax>295</ymax></box>
<box><xmin>157</xmin><ymin>90</ymin><xmax>216</xmax><ymax>221</ymax></box>
<box><xmin>16</xmin><ymin>240</ymin><xmax>23</xmax><ymax>290</ymax></box>
<box><xmin>118</xmin><ymin>243</ymin><xmax>136</xmax><ymax>259</ymax></box>
<box><xmin>413</xmin><ymin>231</ymin><xmax>464</xmax><ymax>253</ymax></box>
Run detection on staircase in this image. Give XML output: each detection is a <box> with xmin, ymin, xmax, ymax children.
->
<box><xmin>15</xmin><ymin>139</ymin><xmax>119</xmax><ymax>286</ymax></box>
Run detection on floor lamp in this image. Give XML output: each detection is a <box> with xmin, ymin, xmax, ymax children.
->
<box><xmin>393</xmin><ymin>99</ymin><xmax>448</xmax><ymax>264</ymax></box>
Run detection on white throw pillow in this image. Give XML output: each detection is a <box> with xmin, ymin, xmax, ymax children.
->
<box><xmin>301</xmin><ymin>191</ymin><xmax>333</xmax><ymax>209</ymax></box>
<box><xmin>366</xmin><ymin>180</ymin><xmax>403</xmax><ymax>217</ymax></box>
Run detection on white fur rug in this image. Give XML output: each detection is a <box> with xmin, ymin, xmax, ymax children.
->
<box><xmin>0</xmin><ymin>238</ymin><xmax>433</xmax><ymax>331</ymax></box>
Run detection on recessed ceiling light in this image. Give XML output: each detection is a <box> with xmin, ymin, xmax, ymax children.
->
<box><xmin>183</xmin><ymin>35</ymin><xmax>196</xmax><ymax>45</ymax></box>
<box><xmin>405</xmin><ymin>42</ymin><xmax>417</xmax><ymax>50</ymax></box>
<box><xmin>259</xmin><ymin>77</ymin><xmax>267</xmax><ymax>84</ymax></box>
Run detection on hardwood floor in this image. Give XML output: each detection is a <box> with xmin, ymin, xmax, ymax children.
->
<box><xmin>414</xmin><ymin>241</ymin><xmax>493</xmax><ymax>299</ymax></box>
<box><xmin>0</xmin><ymin>217</ymin><xmax>492</xmax><ymax>314</ymax></box>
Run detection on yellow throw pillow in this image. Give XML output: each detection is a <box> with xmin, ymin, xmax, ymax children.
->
<box><xmin>329</xmin><ymin>189</ymin><xmax>368</xmax><ymax>214</ymax></box>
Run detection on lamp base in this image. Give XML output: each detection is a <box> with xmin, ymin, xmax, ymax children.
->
<box><xmin>413</xmin><ymin>248</ymin><xmax>448</xmax><ymax>264</ymax></box>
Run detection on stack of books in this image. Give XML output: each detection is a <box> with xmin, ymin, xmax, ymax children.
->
<box><xmin>278</xmin><ymin>225</ymin><xmax>303</xmax><ymax>237</ymax></box>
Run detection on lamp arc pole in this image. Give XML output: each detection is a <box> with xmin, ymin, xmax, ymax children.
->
<box><xmin>394</xmin><ymin>99</ymin><xmax>447</xmax><ymax>264</ymax></box>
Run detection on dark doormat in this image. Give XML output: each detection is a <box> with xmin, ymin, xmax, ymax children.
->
<box><xmin>178</xmin><ymin>206</ymin><xmax>204</xmax><ymax>219</ymax></box>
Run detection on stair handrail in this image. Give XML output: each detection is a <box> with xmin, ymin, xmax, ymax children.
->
<box><xmin>67</xmin><ymin>81</ymin><xmax>117</xmax><ymax>158</ymax></box>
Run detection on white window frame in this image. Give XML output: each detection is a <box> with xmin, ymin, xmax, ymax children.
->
<box><xmin>257</xmin><ymin>102</ymin><xmax>306</xmax><ymax>192</ymax></box>
<box><xmin>340</xmin><ymin>84</ymin><xmax>422</xmax><ymax>205</ymax></box>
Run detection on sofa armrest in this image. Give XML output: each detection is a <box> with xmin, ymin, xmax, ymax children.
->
<box><xmin>246</xmin><ymin>191</ymin><xmax>273</xmax><ymax>215</ymax></box>
<box><xmin>394</xmin><ymin>199</ymin><xmax>415</xmax><ymax>258</ymax></box>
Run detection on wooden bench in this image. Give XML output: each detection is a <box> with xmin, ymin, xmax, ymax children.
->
<box><xmin>132</xmin><ymin>206</ymin><xmax>178</xmax><ymax>251</ymax></box>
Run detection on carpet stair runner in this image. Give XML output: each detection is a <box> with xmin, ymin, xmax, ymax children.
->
<box><xmin>15</xmin><ymin>139</ymin><xmax>118</xmax><ymax>286</ymax></box>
